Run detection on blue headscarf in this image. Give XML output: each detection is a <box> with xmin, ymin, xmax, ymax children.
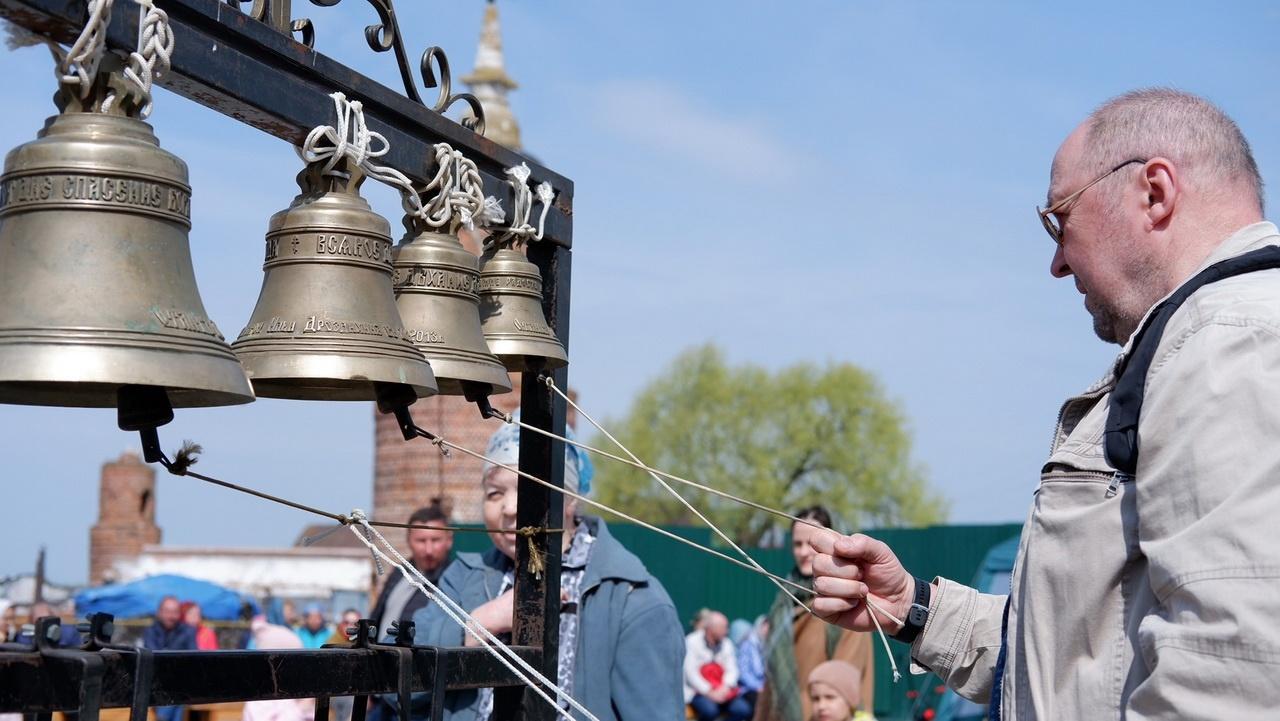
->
<box><xmin>483</xmin><ymin>413</ymin><xmax>594</xmax><ymax>496</ymax></box>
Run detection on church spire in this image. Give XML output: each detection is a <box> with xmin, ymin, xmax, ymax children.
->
<box><xmin>462</xmin><ymin>1</ymin><xmax>522</xmax><ymax>150</ymax></box>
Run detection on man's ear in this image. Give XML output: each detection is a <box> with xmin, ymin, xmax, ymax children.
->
<box><xmin>1143</xmin><ymin>157</ymin><xmax>1178</xmax><ymax>230</ymax></box>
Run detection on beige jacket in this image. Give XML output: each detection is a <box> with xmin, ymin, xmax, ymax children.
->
<box><xmin>911</xmin><ymin>222</ymin><xmax>1280</xmax><ymax>719</ymax></box>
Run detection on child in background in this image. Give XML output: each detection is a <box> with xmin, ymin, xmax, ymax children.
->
<box><xmin>807</xmin><ymin>660</ymin><xmax>874</xmax><ymax>721</ymax></box>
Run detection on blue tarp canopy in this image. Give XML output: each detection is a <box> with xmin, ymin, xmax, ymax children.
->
<box><xmin>74</xmin><ymin>574</ymin><xmax>258</xmax><ymax>621</ymax></box>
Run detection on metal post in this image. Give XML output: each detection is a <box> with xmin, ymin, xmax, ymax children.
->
<box><xmin>494</xmin><ymin>239</ymin><xmax>570</xmax><ymax>720</ymax></box>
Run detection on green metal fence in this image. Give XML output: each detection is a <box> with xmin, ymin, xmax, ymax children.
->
<box><xmin>454</xmin><ymin>521</ymin><xmax>1021</xmax><ymax>720</ymax></box>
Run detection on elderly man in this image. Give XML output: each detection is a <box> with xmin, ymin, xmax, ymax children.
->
<box><xmin>685</xmin><ymin>611</ymin><xmax>749</xmax><ymax>721</ymax></box>
<box><xmin>414</xmin><ymin>421</ymin><xmax>685</xmax><ymax>721</ymax></box>
<box><xmin>811</xmin><ymin>88</ymin><xmax>1280</xmax><ymax>718</ymax></box>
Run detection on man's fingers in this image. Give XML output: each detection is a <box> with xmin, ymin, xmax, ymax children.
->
<box><xmin>833</xmin><ymin>533</ymin><xmax>889</xmax><ymax>561</ymax></box>
<box><xmin>807</xmin><ymin>528</ymin><xmax>841</xmax><ymax>555</ymax></box>
<box><xmin>811</xmin><ymin>552</ymin><xmax>863</xmax><ymax>580</ymax></box>
<box><xmin>812</xmin><ymin>596</ymin><xmax>858</xmax><ymax>619</ymax></box>
<box><xmin>814</xmin><ymin>576</ymin><xmax>868</xmax><ymax>599</ymax></box>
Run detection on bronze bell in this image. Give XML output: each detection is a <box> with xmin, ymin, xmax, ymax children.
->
<box><xmin>477</xmin><ymin>245</ymin><xmax>568</xmax><ymax>371</ymax></box>
<box><xmin>0</xmin><ymin>108</ymin><xmax>254</xmax><ymax>408</ymax></box>
<box><xmin>232</xmin><ymin>159</ymin><xmax>437</xmax><ymax>401</ymax></box>
<box><xmin>392</xmin><ymin>220</ymin><xmax>513</xmax><ymax>396</ymax></box>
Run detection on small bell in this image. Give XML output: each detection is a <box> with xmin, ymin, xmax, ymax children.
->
<box><xmin>0</xmin><ymin>59</ymin><xmax>253</xmax><ymax>408</ymax></box>
<box><xmin>232</xmin><ymin>159</ymin><xmax>437</xmax><ymax>401</ymax></box>
<box><xmin>392</xmin><ymin>218</ymin><xmax>513</xmax><ymax>396</ymax></box>
<box><xmin>477</xmin><ymin>245</ymin><xmax>568</xmax><ymax>372</ymax></box>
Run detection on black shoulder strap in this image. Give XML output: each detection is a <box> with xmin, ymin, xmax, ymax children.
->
<box><xmin>1104</xmin><ymin>245</ymin><xmax>1280</xmax><ymax>474</ymax></box>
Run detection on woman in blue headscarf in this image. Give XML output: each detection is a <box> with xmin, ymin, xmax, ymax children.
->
<box><xmin>412</xmin><ymin>420</ymin><xmax>686</xmax><ymax>721</ymax></box>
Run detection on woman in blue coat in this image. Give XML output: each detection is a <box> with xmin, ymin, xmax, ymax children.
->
<box><xmin>412</xmin><ymin>422</ymin><xmax>685</xmax><ymax>721</ymax></box>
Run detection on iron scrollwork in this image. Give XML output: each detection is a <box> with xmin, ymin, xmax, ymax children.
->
<box><xmin>222</xmin><ymin>0</ymin><xmax>486</xmax><ymax>132</ymax></box>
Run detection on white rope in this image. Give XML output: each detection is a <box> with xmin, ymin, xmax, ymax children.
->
<box><xmin>299</xmin><ymin>92</ymin><xmax>388</xmax><ymax>176</ymax></box>
<box><xmin>419</xmin><ymin>143</ymin><xmax>486</xmax><ymax>232</ymax></box>
<box><xmin>502</xmin><ymin>387</ymin><xmax>814</xmax><ymax>616</ymax></box>
<box><xmin>418</xmin><ymin>429</ymin><xmax>835</xmax><ymax>602</ymax></box>
<box><xmin>539</xmin><ymin>376</ymin><xmax>904</xmax><ymax>680</ymax></box>
<box><xmin>58</xmin><ymin>0</ymin><xmax>113</xmax><ymax>99</ymax></box>
<box><xmin>488</xmin><ymin>163</ymin><xmax>557</xmax><ymax>248</ymax></box>
<box><xmin>297</xmin><ymin>92</ymin><xmax>502</xmax><ymax>237</ymax></box>
<box><xmin>866</xmin><ymin>599</ymin><xmax>901</xmax><ymax>682</ymax></box>
<box><xmin>346</xmin><ymin>513</ymin><xmax>600</xmax><ymax>721</ymax></box>
<box><xmin>103</xmin><ymin>0</ymin><xmax>173</xmax><ymax>118</ymax></box>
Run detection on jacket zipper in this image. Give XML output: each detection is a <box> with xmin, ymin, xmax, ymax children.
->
<box><xmin>1105</xmin><ymin>471</ymin><xmax>1133</xmax><ymax>498</ymax></box>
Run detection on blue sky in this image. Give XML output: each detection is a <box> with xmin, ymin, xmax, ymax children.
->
<box><xmin>4</xmin><ymin>2</ymin><xmax>1280</xmax><ymax>583</ymax></box>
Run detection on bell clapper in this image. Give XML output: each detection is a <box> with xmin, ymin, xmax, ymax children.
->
<box><xmin>462</xmin><ymin>381</ymin><xmax>507</xmax><ymax>421</ymax></box>
<box><xmin>116</xmin><ymin>385</ymin><xmax>174</xmax><ymax>465</ymax></box>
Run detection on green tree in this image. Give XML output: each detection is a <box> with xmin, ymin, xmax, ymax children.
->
<box><xmin>593</xmin><ymin>344</ymin><xmax>946</xmax><ymax>544</ymax></box>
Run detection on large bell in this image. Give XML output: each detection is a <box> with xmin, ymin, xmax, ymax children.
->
<box><xmin>0</xmin><ymin>110</ymin><xmax>254</xmax><ymax>408</ymax></box>
<box><xmin>392</xmin><ymin>221</ymin><xmax>512</xmax><ymax>396</ymax></box>
<box><xmin>477</xmin><ymin>245</ymin><xmax>568</xmax><ymax>371</ymax></box>
<box><xmin>232</xmin><ymin>161</ymin><xmax>437</xmax><ymax>401</ymax></box>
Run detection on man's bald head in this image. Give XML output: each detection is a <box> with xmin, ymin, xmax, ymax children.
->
<box><xmin>704</xmin><ymin>611</ymin><xmax>729</xmax><ymax>644</ymax></box>
<box><xmin>1070</xmin><ymin>88</ymin><xmax>1262</xmax><ymax>214</ymax></box>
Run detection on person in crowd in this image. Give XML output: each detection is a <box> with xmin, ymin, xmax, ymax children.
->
<box><xmin>685</xmin><ymin>610</ymin><xmax>749</xmax><ymax>721</ymax></box>
<box><xmin>689</xmin><ymin>608</ymin><xmax>711</xmax><ymax>634</ymax></box>
<box><xmin>755</xmin><ymin>507</ymin><xmax>873</xmax><ymax>721</ymax></box>
<box><xmin>145</xmin><ymin>596</ymin><xmax>197</xmax><ymax>721</ymax></box>
<box><xmin>243</xmin><ymin>616</ymin><xmax>314</xmax><ymax>721</ymax></box>
<box><xmin>181</xmin><ymin>601</ymin><xmax>218</xmax><ymax>650</ymax></box>
<box><xmin>295</xmin><ymin>604</ymin><xmax>331</xmax><ymax>649</ymax></box>
<box><xmin>16</xmin><ymin>601</ymin><xmax>81</xmax><ymax>646</ymax></box>
<box><xmin>806</xmin><ymin>661</ymin><xmax>872</xmax><ymax>721</ymax></box>
<box><xmin>370</xmin><ymin>501</ymin><xmax>454</xmax><ymax>643</ymax></box>
<box><xmin>737</xmin><ymin>616</ymin><xmax>768</xmax><ymax>714</ymax></box>
<box><xmin>0</xmin><ymin>601</ymin><xmax>16</xmax><ymax>642</ymax></box>
<box><xmin>280</xmin><ymin>600</ymin><xmax>299</xmax><ymax>628</ymax></box>
<box><xmin>414</xmin><ymin>421</ymin><xmax>683</xmax><ymax>720</ymax></box>
<box><xmin>810</xmin><ymin>89</ymin><xmax>1280</xmax><ymax>717</ymax></box>
<box><xmin>323</xmin><ymin>608</ymin><xmax>363</xmax><ymax>721</ymax></box>
<box><xmin>326</xmin><ymin>608</ymin><xmax>362</xmax><ymax>646</ymax></box>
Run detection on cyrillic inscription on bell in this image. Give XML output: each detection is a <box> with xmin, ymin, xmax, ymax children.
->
<box><xmin>0</xmin><ymin>109</ymin><xmax>254</xmax><ymax>408</ymax></box>
<box><xmin>232</xmin><ymin>161</ymin><xmax>438</xmax><ymax>401</ymax></box>
<box><xmin>477</xmin><ymin>245</ymin><xmax>568</xmax><ymax>372</ymax></box>
<box><xmin>392</xmin><ymin>218</ymin><xmax>512</xmax><ymax>396</ymax></box>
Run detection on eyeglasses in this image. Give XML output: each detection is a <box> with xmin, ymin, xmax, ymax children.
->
<box><xmin>1037</xmin><ymin>158</ymin><xmax>1147</xmax><ymax>245</ymax></box>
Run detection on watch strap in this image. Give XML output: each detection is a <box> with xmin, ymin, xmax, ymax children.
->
<box><xmin>890</xmin><ymin>576</ymin><xmax>930</xmax><ymax>644</ymax></box>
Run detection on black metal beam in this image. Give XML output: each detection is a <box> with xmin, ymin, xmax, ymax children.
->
<box><xmin>0</xmin><ymin>0</ymin><xmax>574</xmax><ymax>247</ymax></box>
<box><xmin>0</xmin><ymin>645</ymin><xmax>543</xmax><ymax>712</ymax></box>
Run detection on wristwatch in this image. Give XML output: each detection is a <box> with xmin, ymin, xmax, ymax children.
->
<box><xmin>890</xmin><ymin>576</ymin><xmax>931</xmax><ymax>644</ymax></box>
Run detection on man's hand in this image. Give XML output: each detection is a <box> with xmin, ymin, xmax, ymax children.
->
<box><xmin>810</xmin><ymin>532</ymin><xmax>915</xmax><ymax>634</ymax></box>
<box><xmin>707</xmin><ymin>687</ymin><xmax>731</xmax><ymax>704</ymax></box>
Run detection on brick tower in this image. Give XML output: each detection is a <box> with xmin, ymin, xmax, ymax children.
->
<box><xmin>89</xmin><ymin>452</ymin><xmax>162</xmax><ymax>584</ymax></box>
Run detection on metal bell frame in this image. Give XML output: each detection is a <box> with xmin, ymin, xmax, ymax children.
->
<box><xmin>0</xmin><ymin>0</ymin><xmax>576</xmax><ymax>718</ymax></box>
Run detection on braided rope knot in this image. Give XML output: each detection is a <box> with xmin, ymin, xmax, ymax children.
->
<box><xmin>299</xmin><ymin>92</ymin><xmax>391</xmax><ymax>177</ymax></box>
<box><xmin>58</xmin><ymin>0</ymin><xmax>111</xmax><ymax>98</ymax></box>
<box><xmin>487</xmin><ymin>163</ymin><xmax>557</xmax><ymax>249</ymax></box>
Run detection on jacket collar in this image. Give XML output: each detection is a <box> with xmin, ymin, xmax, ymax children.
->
<box><xmin>1084</xmin><ymin>221</ymin><xmax>1280</xmax><ymax>393</ymax></box>
<box><xmin>578</xmin><ymin>516</ymin><xmax>650</xmax><ymax>590</ymax></box>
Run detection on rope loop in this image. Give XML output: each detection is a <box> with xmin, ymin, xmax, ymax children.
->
<box><xmin>487</xmin><ymin>163</ymin><xmax>557</xmax><ymax>250</ymax></box>
<box><xmin>102</xmin><ymin>0</ymin><xmax>175</xmax><ymax>118</ymax></box>
<box><xmin>58</xmin><ymin>0</ymin><xmax>113</xmax><ymax>99</ymax></box>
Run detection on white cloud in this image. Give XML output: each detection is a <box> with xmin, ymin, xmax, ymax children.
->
<box><xmin>590</xmin><ymin>78</ymin><xmax>816</xmax><ymax>185</ymax></box>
